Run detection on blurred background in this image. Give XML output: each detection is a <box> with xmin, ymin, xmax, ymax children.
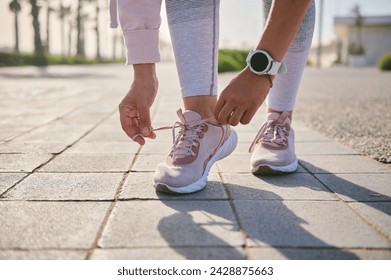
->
<box><xmin>0</xmin><ymin>0</ymin><xmax>391</xmax><ymax>68</ymax></box>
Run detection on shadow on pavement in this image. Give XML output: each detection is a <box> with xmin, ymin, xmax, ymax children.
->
<box><xmin>297</xmin><ymin>160</ymin><xmax>391</xmax><ymax>216</ymax></box>
<box><xmin>157</xmin><ymin>176</ymin><xmax>360</xmax><ymax>260</ymax></box>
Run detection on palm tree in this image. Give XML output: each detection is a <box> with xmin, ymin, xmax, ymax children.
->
<box><xmin>86</xmin><ymin>0</ymin><xmax>102</xmax><ymax>60</ymax></box>
<box><xmin>29</xmin><ymin>0</ymin><xmax>44</xmax><ymax>54</ymax></box>
<box><xmin>9</xmin><ymin>0</ymin><xmax>21</xmax><ymax>52</ymax></box>
<box><xmin>351</xmin><ymin>4</ymin><xmax>364</xmax><ymax>55</ymax></box>
<box><xmin>44</xmin><ymin>0</ymin><xmax>55</xmax><ymax>53</ymax></box>
<box><xmin>76</xmin><ymin>0</ymin><xmax>85</xmax><ymax>57</ymax></box>
<box><xmin>57</xmin><ymin>0</ymin><xmax>71</xmax><ymax>56</ymax></box>
<box><xmin>93</xmin><ymin>1</ymin><xmax>102</xmax><ymax>61</ymax></box>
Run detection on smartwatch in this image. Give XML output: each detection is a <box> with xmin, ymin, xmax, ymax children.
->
<box><xmin>246</xmin><ymin>49</ymin><xmax>287</xmax><ymax>75</ymax></box>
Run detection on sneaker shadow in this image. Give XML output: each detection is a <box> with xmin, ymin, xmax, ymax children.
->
<box><xmin>156</xmin><ymin>176</ymin><xmax>361</xmax><ymax>260</ymax></box>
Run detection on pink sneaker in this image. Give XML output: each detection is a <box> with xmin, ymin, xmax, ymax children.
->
<box><xmin>154</xmin><ymin>109</ymin><xmax>237</xmax><ymax>194</ymax></box>
<box><xmin>249</xmin><ymin>112</ymin><xmax>298</xmax><ymax>175</ymax></box>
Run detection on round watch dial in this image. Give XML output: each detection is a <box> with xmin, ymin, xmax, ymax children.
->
<box><xmin>250</xmin><ymin>52</ymin><xmax>269</xmax><ymax>72</ymax></box>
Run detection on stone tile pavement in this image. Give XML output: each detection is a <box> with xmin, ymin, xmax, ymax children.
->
<box><xmin>0</xmin><ymin>64</ymin><xmax>390</xmax><ymax>260</ymax></box>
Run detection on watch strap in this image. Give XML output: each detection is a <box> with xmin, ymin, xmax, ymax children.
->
<box><xmin>268</xmin><ymin>60</ymin><xmax>287</xmax><ymax>75</ymax></box>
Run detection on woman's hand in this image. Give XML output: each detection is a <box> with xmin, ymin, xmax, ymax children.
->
<box><xmin>214</xmin><ymin>67</ymin><xmax>272</xmax><ymax>126</ymax></box>
<box><xmin>119</xmin><ymin>64</ymin><xmax>158</xmax><ymax>145</ymax></box>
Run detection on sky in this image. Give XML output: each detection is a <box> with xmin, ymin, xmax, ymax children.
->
<box><xmin>1</xmin><ymin>0</ymin><xmax>391</xmax><ymax>57</ymax></box>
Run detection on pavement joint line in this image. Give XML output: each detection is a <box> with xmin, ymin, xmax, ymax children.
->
<box><xmin>218</xmin><ymin>169</ymin><xmax>250</xmax><ymax>260</ymax></box>
<box><xmin>344</xmin><ymin>201</ymin><xmax>391</xmax><ymax>245</ymax></box>
<box><xmin>84</xmin><ymin>146</ymin><xmax>142</xmax><ymax>260</ymax></box>
<box><xmin>0</xmin><ymin>93</ymin><xmax>101</xmax><ymax>144</ymax></box>
<box><xmin>0</xmin><ymin>155</ymin><xmax>55</xmax><ymax>199</ymax></box>
<box><xmin>0</xmin><ymin>173</ymin><xmax>29</xmax><ymax>198</ymax></box>
<box><xmin>299</xmin><ymin>161</ymin><xmax>391</xmax><ymax>244</ymax></box>
<box><xmin>0</xmin><ymin>108</ymin><xmax>118</xmax><ymax>199</ymax></box>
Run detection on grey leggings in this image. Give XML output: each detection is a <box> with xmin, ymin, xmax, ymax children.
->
<box><xmin>166</xmin><ymin>0</ymin><xmax>315</xmax><ymax>112</ymax></box>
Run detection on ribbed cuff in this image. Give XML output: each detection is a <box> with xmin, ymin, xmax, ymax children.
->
<box><xmin>123</xmin><ymin>29</ymin><xmax>160</xmax><ymax>65</ymax></box>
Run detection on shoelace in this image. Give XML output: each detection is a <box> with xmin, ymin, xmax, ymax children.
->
<box><xmin>119</xmin><ymin>105</ymin><xmax>212</xmax><ymax>156</ymax></box>
<box><xmin>249</xmin><ymin>120</ymin><xmax>289</xmax><ymax>153</ymax></box>
<box><xmin>154</xmin><ymin>118</ymin><xmax>212</xmax><ymax>158</ymax></box>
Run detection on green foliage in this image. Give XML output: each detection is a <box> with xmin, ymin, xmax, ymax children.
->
<box><xmin>348</xmin><ymin>43</ymin><xmax>365</xmax><ymax>55</ymax></box>
<box><xmin>0</xmin><ymin>52</ymin><xmax>125</xmax><ymax>67</ymax></box>
<box><xmin>218</xmin><ymin>49</ymin><xmax>249</xmax><ymax>73</ymax></box>
<box><xmin>377</xmin><ymin>52</ymin><xmax>391</xmax><ymax>71</ymax></box>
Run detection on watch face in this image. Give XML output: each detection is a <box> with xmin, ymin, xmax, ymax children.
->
<box><xmin>250</xmin><ymin>52</ymin><xmax>269</xmax><ymax>72</ymax></box>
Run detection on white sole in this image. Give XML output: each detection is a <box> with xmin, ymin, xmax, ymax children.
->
<box><xmin>251</xmin><ymin>158</ymin><xmax>298</xmax><ymax>175</ymax></box>
<box><xmin>155</xmin><ymin>129</ymin><xmax>238</xmax><ymax>194</ymax></box>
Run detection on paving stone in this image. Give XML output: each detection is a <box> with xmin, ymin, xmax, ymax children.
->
<box><xmin>66</xmin><ymin>141</ymin><xmax>139</xmax><ymax>154</ymax></box>
<box><xmin>0</xmin><ymin>154</ymin><xmax>53</xmax><ymax>172</ymax></box>
<box><xmin>139</xmin><ymin>141</ymin><xmax>173</xmax><ymax>155</ymax></box>
<box><xmin>349</xmin><ymin>202</ymin><xmax>391</xmax><ymax>239</ymax></box>
<box><xmin>39</xmin><ymin>153</ymin><xmax>133</xmax><ymax>172</ymax></box>
<box><xmin>294</xmin><ymin>129</ymin><xmax>331</xmax><ymax>142</ymax></box>
<box><xmin>131</xmin><ymin>154</ymin><xmax>166</xmax><ymax>172</ymax></box>
<box><xmin>56</xmin><ymin>112</ymin><xmax>109</xmax><ymax>125</ymax></box>
<box><xmin>231</xmin><ymin>143</ymin><xmax>252</xmax><ymax>155</ymax></box>
<box><xmin>218</xmin><ymin>155</ymin><xmax>307</xmax><ymax>173</ymax></box>
<box><xmin>150</xmin><ymin>129</ymin><xmax>176</xmax><ymax>142</ymax></box>
<box><xmin>233</xmin><ymin>200</ymin><xmax>389</xmax><ymax>248</ymax></box>
<box><xmin>120</xmin><ymin>172</ymin><xmax>227</xmax><ymax>200</ymax></box>
<box><xmin>248</xmin><ymin>248</ymin><xmax>391</xmax><ymax>260</ymax></box>
<box><xmin>4</xmin><ymin>173</ymin><xmax>123</xmax><ymax>201</ymax></box>
<box><xmin>0</xmin><ymin>201</ymin><xmax>109</xmax><ymax>249</ymax></box>
<box><xmin>0</xmin><ymin>141</ymin><xmax>67</xmax><ymax>154</ymax></box>
<box><xmin>16</xmin><ymin>124</ymin><xmax>93</xmax><ymax>144</ymax></box>
<box><xmin>296</xmin><ymin>142</ymin><xmax>358</xmax><ymax>155</ymax></box>
<box><xmin>0</xmin><ymin>127</ymin><xmax>32</xmax><ymax>141</ymax></box>
<box><xmin>315</xmin><ymin>173</ymin><xmax>391</xmax><ymax>202</ymax></box>
<box><xmin>82</xmin><ymin>125</ymin><xmax>130</xmax><ymax>142</ymax></box>
<box><xmin>0</xmin><ymin>250</ymin><xmax>86</xmax><ymax>260</ymax></box>
<box><xmin>299</xmin><ymin>155</ymin><xmax>391</xmax><ymax>174</ymax></box>
<box><xmin>0</xmin><ymin>173</ymin><xmax>27</xmax><ymax>194</ymax></box>
<box><xmin>99</xmin><ymin>201</ymin><xmax>243</xmax><ymax>248</ymax></box>
<box><xmin>91</xmin><ymin>247</ymin><xmax>245</xmax><ymax>260</ymax></box>
<box><xmin>222</xmin><ymin>173</ymin><xmax>335</xmax><ymax>201</ymax></box>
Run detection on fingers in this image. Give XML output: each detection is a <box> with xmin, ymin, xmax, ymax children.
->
<box><xmin>216</xmin><ymin>101</ymin><xmax>234</xmax><ymax>124</ymax></box>
<box><xmin>137</xmin><ymin>105</ymin><xmax>152</xmax><ymax>137</ymax></box>
<box><xmin>214</xmin><ymin>98</ymin><xmax>225</xmax><ymax>121</ymax></box>
<box><xmin>228</xmin><ymin>109</ymin><xmax>245</xmax><ymax>126</ymax></box>
<box><xmin>240</xmin><ymin>108</ymin><xmax>257</xmax><ymax>124</ymax></box>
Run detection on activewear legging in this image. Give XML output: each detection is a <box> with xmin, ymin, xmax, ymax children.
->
<box><xmin>165</xmin><ymin>0</ymin><xmax>315</xmax><ymax>112</ymax></box>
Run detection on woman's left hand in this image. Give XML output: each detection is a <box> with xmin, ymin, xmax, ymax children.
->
<box><xmin>214</xmin><ymin>67</ymin><xmax>272</xmax><ymax>126</ymax></box>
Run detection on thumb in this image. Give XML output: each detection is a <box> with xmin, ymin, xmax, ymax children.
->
<box><xmin>138</xmin><ymin>105</ymin><xmax>152</xmax><ymax>136</ymax></box>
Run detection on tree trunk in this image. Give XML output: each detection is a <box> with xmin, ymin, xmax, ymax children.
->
<box><xmin>30</xmin><ymin>0</ymin><xmax>43</xmax><ymax>54</ymax></box>
<box><xmin>14</xmin><ymin>11</ymin><xmax>19</xmax><ymax>52</ymax></box>
<box><xmin>95</xmin><ymin>3</ymin><xmax>101</xmax><ymax>61</ymax></box>
<box><xmin>46</xmin><ymin>4</ymin><xmax>51</xmax><ymax>53</ymax></box>
<box><xmin>76</xmin><ymin>0</ymin><xmax>85</xmax><ymax>57</ymax></box>
<box><xmin>68</xmin><ymin>22</ymin><xmax>73</xmax><ymax>57</ymax></box>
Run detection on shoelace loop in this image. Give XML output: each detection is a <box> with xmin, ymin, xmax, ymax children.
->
<box><xmin>249</xmin><ymin>120</ymin><xmax>290</xmax><ymax>153</ymax></box>
<box><xmin>153</xmin><ymin>118</ymin><xmax>213</xmax><ymax>158</ymax></box>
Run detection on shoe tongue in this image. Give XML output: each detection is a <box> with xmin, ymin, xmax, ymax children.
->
<box><xmin>177</xmin><ymin>109</ymin><xmax>202</xmax><ymax>124</ymax></box>
<box><xmin>266</xmin><ymin>112</ymin><xmax>281</xmax><ymax>121</ymax></box>
<box><xmin>266</xmin><ymin>112</ymin><xmax>291</xmax><ymax>125</ymax></box>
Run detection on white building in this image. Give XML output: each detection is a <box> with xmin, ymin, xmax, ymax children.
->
<box><xmin>334</xmin><ymin>15</ymin><xmax>391</xmax><ymax>66</ymax></box>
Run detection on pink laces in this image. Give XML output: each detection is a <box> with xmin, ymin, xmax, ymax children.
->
<box><xmin>249</xmin><ymin>120</ymin><xmax>290</xmax><ymax>153</ymax></box>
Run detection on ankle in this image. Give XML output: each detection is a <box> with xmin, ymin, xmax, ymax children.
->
<box><xmin>183</xmin><ymin>96</ymin><xmax>217</xmax><ymax>119</ymax></box>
